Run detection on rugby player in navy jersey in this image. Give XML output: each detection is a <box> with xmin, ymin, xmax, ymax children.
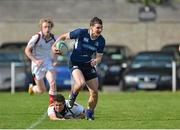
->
<box><xmin>52</xmin><ymin>17</ymin><xmax>105</xmax><ymax>120</ymax></box>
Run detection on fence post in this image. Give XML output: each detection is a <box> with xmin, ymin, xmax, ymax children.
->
<box><xmin>11</xmin><ymin>62</ymin><xmax>15</xmax><ymax>94</ymax></box>
<box><xmin>172</xmin><ymin>61</ymin><xmax>176</xmax><ymax>92</ymax></box>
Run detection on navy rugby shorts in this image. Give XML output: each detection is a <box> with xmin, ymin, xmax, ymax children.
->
<box><xmin>69</xmin><ymin>61</ymin><xmax>97</xmax><ymax>81</ymax></box>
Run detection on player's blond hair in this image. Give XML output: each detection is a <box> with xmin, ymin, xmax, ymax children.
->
<box><xmin>39</xmin><ymin>17</ymin><xmax>54</xmax><ymax>28</ymax></box>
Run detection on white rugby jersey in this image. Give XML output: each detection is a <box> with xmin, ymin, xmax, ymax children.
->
<box><xmin>48</xmin><ymin>100</ymin><xmax>84</xmax><ymax>118</ymax></box>
<box><xmin>28</xmin><ymin>31</ymin><xmax>57</xmax><ymax>61</ymax></box>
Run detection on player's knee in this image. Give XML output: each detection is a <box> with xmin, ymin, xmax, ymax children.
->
<box><xmin>90</xmin><ymin>90</ymin><xmax>98</xmax><ymax>99</ymax></box>
<box><xmin>91</xmin><ymin>86</ymin><xmax>98</xmax><ymax>94</ymax></box>
<box><xmin>38</xmin><ymin>89</ymin><xmax>45</xmax><ymax>94</ymax></box>
<box><xmin>38</xmin><ymin>87</ymin><xmax>46</xmax><ymax>93</ymax></box>
<box><xmin>76</xmin><ymin>80</ymin><xmax>86</xmax><ymax>88</ymax></box>
<box><xmin>49</xmin><ymin>80</ymin><xmax>56</xmax><ymax>88</ymax></box>
<box><xmin>93</xmin><ymin>90</ymin><xmax>98</xmax><ymax>98</ymax></box>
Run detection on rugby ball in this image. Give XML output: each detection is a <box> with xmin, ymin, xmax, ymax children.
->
<box><xmin>55</xmin><ymin>40</ymin><xmax>68</xmax><ymax>55</ymax></box>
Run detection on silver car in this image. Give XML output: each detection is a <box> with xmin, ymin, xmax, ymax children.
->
<box><xmin>0</xmin><ymin>42</ymin><xmax>32</xmax><ymax>90</ymax></box>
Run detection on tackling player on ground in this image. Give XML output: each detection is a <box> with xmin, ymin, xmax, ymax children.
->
<box><xmin>25</xmin><ymin>17</ymin><xmax>58</xmax><ymax>104</ymax></box>
<box><xmin>48</xmin><ymin>94</ymin><xmax>85</xmax><ymax>120</ymax></box>
<box><xmin>52</xmin><ymin>17</ymin><xmax>106</xmax><ymax>120</ymax></box>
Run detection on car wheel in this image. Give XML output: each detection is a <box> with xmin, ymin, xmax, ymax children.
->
<box><xmin>119</xmin><ymin>80</ymin><xmax>136</xmax><ymax>92</ymax></box>
<box><xmin>119</xmin><ymin>80</ymin><xmax>126</xmax><ymax>91</ymax></box>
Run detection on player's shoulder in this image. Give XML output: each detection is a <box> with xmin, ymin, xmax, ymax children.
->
<box><xmin>79</xmin><ymin>28</ymin><xmax>88</xmax><ymax>32</ymax></box>
<box><xmin>31</xmin><ymin>31</ymin><xmax>42</xmax><ymax>39</ymax></box>
<box><xmin>99</xmin><ymin>35</ymin><xmax>106</xmax><ymax>43</ymax></box>
<box><xmin>48</xmin><ymin>103</ymin><xmax>54</xmax><ymax>108</ymax></box>
<box><xmin>48</xmin><ymin>104</ymin><xmax>54</xmax><ymax>112</ymax></box>
<box><xmin>73</xmin><ymin>28</ymin><xmax>87</xmax><ymax>34</ymax></box>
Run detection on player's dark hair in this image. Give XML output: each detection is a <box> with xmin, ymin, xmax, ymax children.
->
<box><xmin>53</xmin><ymin>94</ymin><xmax>65</xmax><ymax>104</ymax></box>
<box><xmin>90</xmin><ymin>17</ymin><xmax>103</xmax><ymax>26</ymax></box>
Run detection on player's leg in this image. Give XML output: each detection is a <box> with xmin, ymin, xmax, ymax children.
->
<box><xmin>29</xmin><ymin>78</ymin><xmax>46</xmax><ymax>94</ymax></box>
<box><xmin>35</xmin><ymin>79</ymin><xmax>47</xmax><ymax>93</ymax></box>
<box><xmin>86</xmin><ymin>77</ymin><xmax>99</xmax><ymax>120</ymax></box>
<box><xmin>46</xmin><ymin>69</ymin><xmax>57</xmax><ymax>104</ymax></box>
<box><xmin>29</xmin><ymin>63</ymin><xmax>47</xmax><ymax>94</ymax></box>
<box><xmin>67</xmin><ymin>69</ymin><xmax>86</xmax><ymax>108</ymax></box>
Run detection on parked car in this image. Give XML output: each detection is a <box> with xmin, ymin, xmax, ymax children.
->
<box><xmin>119</xmin><ymin>51</ymin><xmax>180</xmax><ymax>91</ymax></box>
<box><xmin>0</xmin><ymin>41</ymin><xmax>27</xmax><ymax>49</ymax></box>
<box><xmin>161</xmin><ymin>43</ymin><xmax>180</xmax><ymax>61</ymax></box>
<box><xmin>0</xmin><ymin>41</ymin><xmax>33</xmax><ymax>91</ymax></box>
<box><xmin>0</xmin><ymin>50</ymin><xmax>32</xmax><ymax>91</ymax></box>
<box><xmin>98</xmin><ymin>44</ymin><xmax>133</xmax><ymax>85</ymax></box>
<box><xmin>54</xmin><ymin>53</ymin><xmax>72</xmax><ymax>90</ymax></box>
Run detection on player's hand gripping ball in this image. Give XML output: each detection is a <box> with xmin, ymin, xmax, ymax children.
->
<box><xmin>55</xmin><ymin>41</ymin><xmax>68</xmax><ymax>55</ymax></box>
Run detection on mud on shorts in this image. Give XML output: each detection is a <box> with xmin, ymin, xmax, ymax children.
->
<box><xmin>69</xmin><ymin>61</ymin><xmax>97</xmax><ymax>81</ymax></box>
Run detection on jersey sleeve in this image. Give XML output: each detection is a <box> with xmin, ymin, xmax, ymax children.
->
<box><xmin>97</xmin><ymin>37</ymin><xmax>106</xmax><ymax>54</ymax></box>
<box><xmin>27</xmin><ymin>34</ymin><xmax>39</xmax><ymax>47</ymax></box>
<box><xmin>54</xmin><ymin>35</ymin><xmax>58</xmax><ymax>41</ymax></box>
<box><xmin>71</xmin><ymin>103</ymin><xmax>84</xmax><ymax>116</ymax></box>
<box><xmin>47</xmin><ymin>106</ymin><xmax>55</xmax><ymax>116</ymax></box>
<box><xmin>69</xmin><ymin>28</ymin><xmax>82</xmax><ymax>39</ymax></box>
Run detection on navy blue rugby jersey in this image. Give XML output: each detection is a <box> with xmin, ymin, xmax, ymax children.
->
<box><xmin>69</xmin><ymin>28</ymin><xmax>105</xmax><ymax>63</ymax></box>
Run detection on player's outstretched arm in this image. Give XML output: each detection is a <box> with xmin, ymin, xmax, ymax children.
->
<box><xmin>57</xmin><ymin>32</ymin><xmax>70</xmax><ymax>41</ymax></box>
<box><xmin>49</xmin><ymin>114</ymin><xmax>65</xmax><ymax>121</ymax></box>
<box><xmin>51</xmin><ymin>32</ymin><xmax>70</xmax><ymax>54</ymax></box>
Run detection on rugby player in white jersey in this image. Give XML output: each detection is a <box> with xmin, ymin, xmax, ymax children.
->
<box><xmin>25</xmin><ymin>17</ymin><xmax>59</xmax><ymax>104</ymax></box>
<box><xmin>48</xmin><ymin>94</ymin><xmax>85</xmax><ymax>120</ymax></box>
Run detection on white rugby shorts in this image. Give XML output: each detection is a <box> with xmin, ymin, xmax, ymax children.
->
<box><xmin>31</xmin><ymin>60</ymin><xmax>54</xmax><ymax>80</ymax></box>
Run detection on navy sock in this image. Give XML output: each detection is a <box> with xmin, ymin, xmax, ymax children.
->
<box><xmin>86</xmin><ymin>109</ymin><xmax>94</xmax><ymax>118</ymax></box>
<box><xmin>71</xmin><ymin>92</ymin><xmax>78</xmax><ymax>99</ymax></box>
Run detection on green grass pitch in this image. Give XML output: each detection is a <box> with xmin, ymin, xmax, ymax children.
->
<box><xmin>1</xmin><ymin>91</ymin><xmax>180</xmax><ymax>129</ymax></box>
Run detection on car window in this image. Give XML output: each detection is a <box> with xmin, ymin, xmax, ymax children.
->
<box><xmin>0</xmin><ymin>42</ymin><xmax>27</xmax><ymax>50</ymax></box>
<box><xmin>0</xmin><ymin>52</ymin><xmax>24</xmax><ymax>62</ymax></box>
<box><xmin>104</xmin><ymin>47</ymin><xmax>124</xmax><ymax>60</ymax></box>
<box><xmin>131</xmin><ymin>53</ymin><xmax>173</xmax><ymax>69</ymax></box>
<box><xmin>161</xmin><ymin>45</ymin><xmax>180</xmax><ymax>56</ymax></box>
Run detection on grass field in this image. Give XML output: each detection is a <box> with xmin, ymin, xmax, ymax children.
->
<box><xmin>1</xmin><ymin>91</ymin><xmax>180</xmax><ymax>129</ymax></box>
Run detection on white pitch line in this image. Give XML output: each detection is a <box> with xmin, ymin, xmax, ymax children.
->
<box><xmin>26</xmin><ymin>111</ymin><xmax>47</xmax><ymax>129</ymax></box>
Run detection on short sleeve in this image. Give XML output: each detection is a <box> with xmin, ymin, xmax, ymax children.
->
<box><xmin>97</xmin><ymin>38</ymin><xmax>106</xmax><ymax>54</ymax></box>
<box><xmin>69</xmin><ymin>28</ymin><xmax>82</xmax><ymax>39</ymax></box>
<box><xmin>27</xmin><ymin>34</ymin><xmax>39</xmax><ymax>47</ymax></box>
<box><xmin>47</xmin><ymin>106</ymin><xmax>55</xmax><ymax>116</ymax></box>
<box><xmin>54</xmin><ymin>35</ymin><xmax>58</xmax><ymax>41</ymax></box>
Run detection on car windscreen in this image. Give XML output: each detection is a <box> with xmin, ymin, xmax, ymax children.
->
<box><xmin>0</xmin><ymin>52</ymin><xmax>23</xmax><ymax>62</ymax></box>
<box><xmin>131</xmin><ymin>53</ymin><xmax>173</xmax><ymax>69</ymax></box>
<box><xmin>104</xmin><ymin>47</ymin><xmax>123</xmax><ymax>60</ymax></box>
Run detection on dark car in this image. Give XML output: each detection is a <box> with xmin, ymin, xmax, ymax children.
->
<box><xmin>161</xmin><ymin>43</ymin><xmax>180</xmax><ymax>52</ymax></box>
<box><xmin>161</xmin><ymin>43</ymin><xmax>180</xmax><ymax>60</ymax></box>
<box><xmin>0</xmin><ymin>41</ymin><xmax>27</xmax><ymax>49</ymax></box>
<box><xmin>119</xmin><ymin>51</ymin><xmax>180</xmax><ymax>91</ymax></box>
<box><xmin>98</xmin><ymin>45</ymin><xmax>133</xmax><ymax>85</ymax></box>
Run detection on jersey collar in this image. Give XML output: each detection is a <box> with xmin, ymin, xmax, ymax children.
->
<box><xmin>39</xmin><ymin>31</ymin><xmax>54</xmax><ymax>43</ymax></box>
<box><xmin>89</xmin><ymin>29</ymin><xmax>100</xmax><ymax>41</ymax></box>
